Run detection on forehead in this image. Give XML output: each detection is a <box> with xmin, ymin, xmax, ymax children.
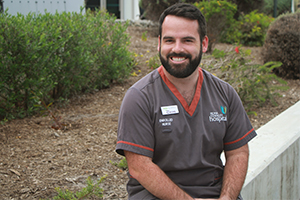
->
<box><xmin>161</xmin><ymin>15</ymin><xmax>200</xmax><ymax>39</ymax></box>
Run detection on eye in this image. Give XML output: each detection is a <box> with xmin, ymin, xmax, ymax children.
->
<box><xmin>162</xmin><ymin>37</ymin><xmax>174</xmax><ymax>43</ymax></box>
<box><xmin>183</xmin><ymin>37</ymin><xmax>196</xmax><ymax>43</ymax></box>
<box><xmin>164</xmin><ymin>39</ymin><xmax>174</xmax><ymax>43</ymax></box>
<box><xmin>185</xmin><ymin>39</ymin><xmax>194</xmax><ymax>43</ymax></box>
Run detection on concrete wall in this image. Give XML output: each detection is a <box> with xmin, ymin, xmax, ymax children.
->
<box><xmin>241</xmin><ymin>100</ymin><xmax>300</xmax><ymax>199</ymax></box>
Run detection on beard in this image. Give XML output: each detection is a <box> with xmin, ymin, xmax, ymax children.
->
<box><xmin>159</xmin><ymin>48</ymin><xmax>203</xmax><ymax>78</ymax></box>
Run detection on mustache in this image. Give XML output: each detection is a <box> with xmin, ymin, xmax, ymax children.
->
<box><xmin>167</xmin><ymin>53</ymin><xmax>192</xmax><ymax>59</ymax></box>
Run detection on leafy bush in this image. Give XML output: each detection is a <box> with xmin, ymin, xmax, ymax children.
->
<box><xmin>0</xmin><ymin>9</ymin><xmax>134</xmax><ymax>120</ymax></box>
<box><xmin>205</xmin><ymin>46</ymin><xmax>288</xmax><ymax>112</ymax></box>
<box><xmin>262</xmin><ymin>12</ymin><xmax>300</xmax><ymax>79</ymax></box>
<box><xmin>194</xmin><ymin>0</ymin><xmax>238</xmax><ymax>52</ymax></box>
<box><xmin>210</xmin><ymin>49</ymin><xmax>226</xmax><ymax>59</ymax></box>
<box><xmin>235</xmin><ymin>10</ymin><xmax>274</xmax><ymax>46</ymax></box>
<box><xmin>194</xmin><ymin>1</ymin><xmax>273</xmax><ymax>47</ymax></box>
<box><xmin>221</xmin><ymin>10</ymin><xmax>273</xmax><ymax>46</ymax></box>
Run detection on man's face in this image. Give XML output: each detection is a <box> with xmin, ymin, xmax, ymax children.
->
<box><xmin>158</xmin><ymin>15</ymin><xmax>205</xmax><ymax>78</ymax></box>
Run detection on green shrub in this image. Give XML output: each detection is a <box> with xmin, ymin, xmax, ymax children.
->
<box><xmin>221</xmin><ymin>10</ymin><xmax>273</xmax><ymax>46</ymax></box>
<box><xmin>262</xmin><ymin>12</ymin><xmax>300</xmax><ymax>79</ymax></box>
<box><xmin>0</xmin><ymin>9</ymin><xmax>134</xmax><ymax>120</ymax></box>
<box><xmin>206</xmin><ymin>46</ymin><xmax>288</xmax><ymax>112</ymax></box>
<box><xmin>0</xmin><ymin>12</ymin><xmax>55</xmax><ymax>119</ymax></box>
<box><xmin>194</xmin><ymin>0</ymin><xmax>238</xmax><ymax>52</ymax></box>
<box><xmin>211</xmin><ymin>48</ymin><xmax>226</xmax><ymax>59</ymax></box>
<box><xmin>237</xmin><ymin>10</ymin><xmax>274</xmax><ymax>46</ymax></box>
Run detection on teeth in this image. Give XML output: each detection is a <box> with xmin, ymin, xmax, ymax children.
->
<box><xmin>172</xmin><ymin>57</ymin><xmax>185</xmax><ymax>61</ymax></box>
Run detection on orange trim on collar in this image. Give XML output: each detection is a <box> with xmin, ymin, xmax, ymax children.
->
<box><xmin>158</xmin><ymin>66</ymin><xmax>203</xmax><ymax>116</ymax></box>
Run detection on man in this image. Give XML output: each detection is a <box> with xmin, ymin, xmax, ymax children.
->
<box><xmin>116</xmin><ymin>3</ymin><xmax>256</xmax><ymax>200</ymax></box>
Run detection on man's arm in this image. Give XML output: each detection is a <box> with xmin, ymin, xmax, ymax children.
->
<box><xmin>219</xmin><ymin>144</ymin><xmax>249</xmax><ymax>200</ymax></box>
<box><xmin>124</xmin><ymin>150</ymin><xmax>194</xmax><ymax>200</ymax></box>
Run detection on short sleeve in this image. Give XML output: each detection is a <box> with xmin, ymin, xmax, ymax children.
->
<box><xmin>116</xmin><ymin>87</ymin><xmax>155</xmax><ymax>158</ymax></box>
<box><xmin>223</xmin><ymin>86</ymin><xmax>257</xmax><ymax>151</ymax></box>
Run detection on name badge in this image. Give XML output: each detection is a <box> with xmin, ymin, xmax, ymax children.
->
<box><xmin>161</xmin><ymin>105</ymin><xmax>179</xmax><ymax>115</ymax></box>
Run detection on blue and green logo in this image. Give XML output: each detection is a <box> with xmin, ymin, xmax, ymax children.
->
<box><xmin>220</xmin><ymin>106</ymin><xmax>227</xmax><ymax>114</ymax></box>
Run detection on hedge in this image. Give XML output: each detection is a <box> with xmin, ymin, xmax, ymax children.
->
<box><xmin>0</xmin><ymin>9</ymin><xmax>134</xmax><ymax>120</ymax></box>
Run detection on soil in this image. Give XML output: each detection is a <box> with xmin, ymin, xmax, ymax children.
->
<box><xmin>1</xmin><ymin>25</ymin><xmax>300</xmax><ymax>200</ymax></box>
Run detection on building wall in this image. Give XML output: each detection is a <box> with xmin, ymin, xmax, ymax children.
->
<box><xmin>2</xmin><ymin>0</ymin><xmax>140</xmax><ymax>20</ymax></box>
<box><xmin>3</xmin><ymin>0</ymin><xmax>85</xmax><ymax>15</ymax></box>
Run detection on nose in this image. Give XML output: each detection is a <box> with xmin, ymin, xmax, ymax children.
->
<box><xmin>172</xmin><ymin>41</ymin><xmax>184</xmax><ymax>53</ymax></box>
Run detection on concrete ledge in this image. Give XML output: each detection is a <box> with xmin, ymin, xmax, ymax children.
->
<box><xmin>241</xmin><ymin>100</ymin><xmax>300</xmax><ymax>199</ymax></box>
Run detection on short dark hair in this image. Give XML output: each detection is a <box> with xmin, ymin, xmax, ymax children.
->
<box><xmin>158</xmin><ymin>3</ymin><xmax>207</xmax><ymax>42</ymax></box>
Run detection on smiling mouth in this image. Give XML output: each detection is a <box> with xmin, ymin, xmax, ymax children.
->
<box><xmin>171</xmin><ymin>57</ymin><xmax>186</xmax><ymax>62</ymax></box>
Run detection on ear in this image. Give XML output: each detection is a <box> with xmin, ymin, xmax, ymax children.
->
<box><xmin>201</xmin><ymin>36</ymin><xmax>209</xmax><ymax>53</ymax></box>
<box><xmin>157</xmin><ymin>36</ymin><xmax>161</xmax><ymax>52</ymax></box>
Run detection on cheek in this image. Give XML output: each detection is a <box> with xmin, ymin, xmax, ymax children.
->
<box><xmin>190</xmin><ymin>47</ymin><xmax>201</xmax><ymax>57</ymax></box>
<box><xmin>159</xmin><ymin>45</ymin><xmax>170</xmax><ymax>56</ymax></box>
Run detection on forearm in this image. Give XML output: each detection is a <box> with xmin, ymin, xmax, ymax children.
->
<box><xmin>137</xmin><ymin>161</ymin><xmax>193</xmax><ymax>199</ymax></box>
<box><xmin>125</xmin><ymin>151</ymin><xmax>193</xmax><ymax>200</ymax></box>
<box><xmin>220</xmin><ymin>145</ymin><xmax>249</xmax><ymax>200</ymax></box>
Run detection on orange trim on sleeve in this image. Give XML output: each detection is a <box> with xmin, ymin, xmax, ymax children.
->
<box><xmin>117</xmin><ymin>141</ymin><xmax>154</xmax><ymax>152</ymax></box>
<box><xmin>224</xmin><ymin>128</ymin><xmax>254</xmax><ymax>145</ymax></box>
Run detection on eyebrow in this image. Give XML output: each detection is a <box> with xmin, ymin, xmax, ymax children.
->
<box><xmin>162</xmin><ymin>36</ymin><xmax>196</xmax><ymax>41</ymax></box>
<box><xmin>182</xmin><ymin>36</ymin><xmax>196</xmax><ymax>41</ymax></box>
<box><xmin>162</xmin><ymin>36</ymin><xmax>174</xmax><ymax>40</ymax></box>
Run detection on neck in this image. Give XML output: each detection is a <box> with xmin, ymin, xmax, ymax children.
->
<box><xmin>163</xmin><ymin>68</ymin><xmax>199</xmax><ymax>105</ymax></box>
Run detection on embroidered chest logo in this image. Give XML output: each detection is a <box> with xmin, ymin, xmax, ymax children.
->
<box><xmin>209</xmin><ymin>106</ymin><xmax>227</xmax><ymax>123</ymax></box>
